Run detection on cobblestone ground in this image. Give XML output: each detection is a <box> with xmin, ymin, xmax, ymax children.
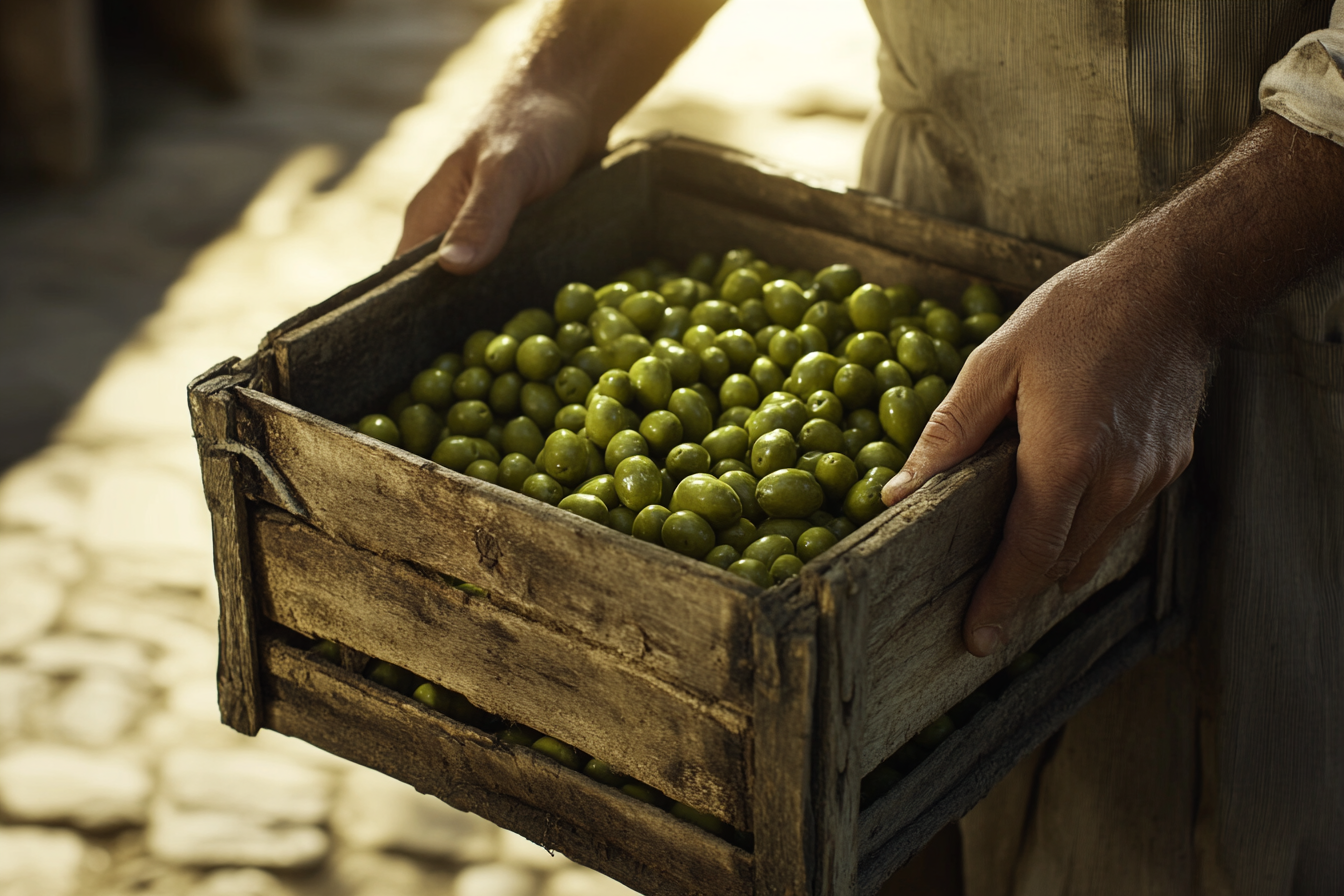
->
<box><xmin>0</xmin><ymin>2</ymin><xmax>876</xmax><ymax>894</ymax></box>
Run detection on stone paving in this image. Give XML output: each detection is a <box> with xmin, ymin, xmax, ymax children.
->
<box><xmin>0</xmin><ymin>1</ymin><xmax>877</xmax><ymax>894</ymax></box>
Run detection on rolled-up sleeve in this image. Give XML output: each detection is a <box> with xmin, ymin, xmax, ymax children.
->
<box><xmin>1260</xmin><ymin>2</ymin><xmax>1344</xmax><ymax>146</ymax></box>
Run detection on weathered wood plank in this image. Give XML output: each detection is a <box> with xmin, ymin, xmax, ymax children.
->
<box><xmin>652</xmin><ymin>136</ymin><xmax>1079</xmax><ymax>292</ymax></box>
<box><xmin>854</xmin><ymin>586</ymin><xmax>1165</xmax><ymax>896</ymax></box>
<box><xmin>189</xmin><ymin>367</ymin><xmax>263</xmax><ymax>735</ymax></box>
<box><xmin>261</xmin><ymin>636</ymin><xmax>752</xmax><ymax>896</ymax></box>
<box><xmin>233</xmin><ymin>388</ymin><xmax>758</xmax><ymax>715</ymax></box>
<box><xmin>752</xmin><ymin>580</ymin><xmax>818</xmax><ymax>896</ymax></box>
<box><xmin>655</xmin><ymin>191</ymin><xmax>999</xmax><ymax>304</ymax></box>
<box><xmin>273</xmin><ymin>148</ymin><xmax>654</xmax><ymax>424</ymax></box>
<box><xmin>856</xmin><ymin>575</ymin><xmax>1153</xmax><ymax>858</ymax></box>
<box><xmin>251</xmin><ymin>506</ymin><xmax>752</xmax><ymax>828</ymax></box>
<box><xmin>858</xmin><ymin>505</ymin><xmax>1154</xmax><ymax>776</ymax></box>
<box><xmin>809</xmin><ymin>567</ymin><xmax>869</xmax><ymax>896</ymax></box>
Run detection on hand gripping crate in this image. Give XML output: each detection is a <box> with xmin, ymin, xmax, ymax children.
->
<box><xmin>188</xmin><ymin>135</ymin><xmax>1192</xmax><ymax>896</ymax></box>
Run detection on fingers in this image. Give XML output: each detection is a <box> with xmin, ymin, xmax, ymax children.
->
<box><xmin>882</xmin><ymin>347</ymin><xmax>1015</xmax><ymax>506</ymax></box>
<box><xmin>961</xmin><ymin>439</ymin><xmax>1094</xmax><ymax>656</ymax></box>
<box><xmin>434</xmin><ymin>154</ymin><xmax>531</xmax><ymax>275</ymax></box>
<box><xmin>1058</xmin><ymin>476</ymin><xmax>1164</xmax><ymax>592</ymax></box>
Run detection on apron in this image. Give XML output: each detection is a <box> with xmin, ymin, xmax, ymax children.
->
<box><xmin>859</xmin><ymin>2</ymin><xmax>1344</xmax><ymax>893</ymax></box>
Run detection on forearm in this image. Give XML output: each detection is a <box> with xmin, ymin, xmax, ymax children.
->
<box><xmin>507</xmin><ymin>0</ymin><xmax>727</xmax><ymax>153</ymax></box>
<box><xmin>1102</xmin><ymin>112</ymin><xmax>1344</xmax><ymax>350</ymax></box>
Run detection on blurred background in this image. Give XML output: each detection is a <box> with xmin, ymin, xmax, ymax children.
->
<box><xmin>0</xmin><ymin>1</ymin><xmax>878</xmax><ymax>893</ymax></box>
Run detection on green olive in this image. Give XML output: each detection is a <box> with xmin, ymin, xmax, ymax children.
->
<box><xmin>705</xmin><ymin>544</ymin><xmax>740</xmax><ymax>570</ymax></box>
<box><xmin>689</xmin><ymin>299</ymin><xmax>739</xmax><ymax>332</ymax></box>
<box><xmin>698</xmin><ymin>345</ymin><xmax>731</xmax><ymax>389</ymax></box>
<box><xmin>500</xmin><ymin>416</ymin><xmax>544</xmax><ymax>460</ymax></box>
<box><xmin>801</xmin><ymin>301</ymin><xmax>846</xmax><ymax>346</ymax></box>
<box><xmin>498</xmin><ymin>724</ymin><xmax>541</xmax><ymax>747</ymax></box>
<box><xmin>542</xmin><ymin>429</ymin><xmax>589</xmax><ymax>486</ymax></box>
<box><xmin>488</xmin><ymin>371</ymin><xmax>523</xmax><ymax>416</ymax></box>
<box><xmin>653</xmin><ymin>341</ymin><xmax>701</xmax><ymax>388</ymax></box>
<box><xmin>751</xmin><ymin>428</ymin><xmax>798</xmax><ymax>477</ymax></box>
<box><xmin>666</xmin><ymin>388</ymin><xmax>714</xmax><ymax>444</ymax></box>
<box><xmin>913</xmin><ymin>714</ymin><xmax>956</xmax><ymax>750</ymax></box>
<box><xmin>792</xmin><ymin>352</ymin><xmax>842</xmax><ymax>398</ymax></box>
<box><xmin>746</xmin><ymin>357</ymin><xmax>783</xmax><ymax>397</ymax></box>
<box><xmin>963</xmin><ymin>312</ymin><xmax>1003</xmax><ymax>343</ymax></box>
<box><xmin>583</xmin><ymin>757</ymin><xmax>630</xmax><ymax>787</ymax></box>
<box><xmin>799</xmin><ymin>390</ymin><xmax>841</xmax><ymax>427</ymax></box>
<box><xmin>620</xmin><ymin>781</ymin><xmax>667</xmax><ymax>807</ymax></box>
<box><xmin>576</xmin><ymin>474</ymin><xmax>619</xmax><ymax>509</ymax></box>
<box><xmin>799</xmin><ymin>418</ymin><xmax>845</xmax><ymax>454</ymax></box>
<box><xmin>854</xmin><ymin>441</ymin><xmax>908</xmax><ymax>475</ymax></box>
<box><xmin>961</xmin><ymin>282</ymin><xmax>1002</xmax><ymax>316</ymax></box>
<box><xmin>653</xmin><ymin>306</ymin><xmax>691</xmax><ymax>342</ymax></box>
<box><xmin>615</xmin><ymin>455</ymin><xmax>664</xmax><ymax>510</ymax></box>
<box><xmin>514</xmin><ymin>335</ymin><xmax>563</xmax><ymax>381</ymax></box>
<box><xmin>366</xmin><ymin>660</ymin><xmax>423</xmax><ymax>695</ymax></box>
<box><xmin>753</xmin><ymin>394</ymin><xmax>808</xmax><ymax>436</ymax></box>
<box><xmin>559</xmin><ymin>492</ymin><xmax>610</xmax><ymax>525</ymax></box>
<box><xmin>771</xmin><ymin>554</ymin><xmax>804</xmax><ymax>583</ymax></box>
<box><xmin>503</xmin><ymin>308</ymin><xmax>557</xmax><ymax>341</ymax></box>
<box><xmin>453</xmin><ymin>368</ymin><xmax>495</xmax><ymax>405</ymax></box>
<box><xmin>357</xmin><ymin>414</ymin><xmax>401</xmax><ymax>446</ymax></box>
<box><xmin>885</xmin><ymin>284</ymin><xmax>919</xmax><ymax>317</ymax></box>
<box><xmin>497</xmin><ymin>453</ymin><xmax>537</xmax><ymax>491</ymax></box>
<box><xmin>397</xmin><ymin>404</ymin><xmax>441</xmax><ymax>456</ymax></box>
<box><xmin>590</xmin><ymin>308</ymin><xmax>639</xmax><ymax>348</ymax></box>
<box><xmin>718</xmin><ymin>266</ymin><xmax>763</xmax><ymax>305</ymax></box>
<box><xmin>843</xmin><ymin>408</ymin><xmax>879</xmax><ymax>443</ymax></box>
<box><xmin>410</xmin><ymin>368</ymin><xmax>456</xmax><ymax>410</ymax></box>
<box><xmin>607</xmin><ymin>505</ymin><xmax>636</xmax><ymax>535</ymax></box>
<box><xmin>584</xmin><ymin>395</ymin><xmax>625</xmax><ymax>448</ymax></box>
<box><xmin>755</xmin><ymin>517</ymin><xmax>811</xmax><ymax>544</ymax></box>
<box><xmin>608</xmin><ymin>333</ymin><xmax>653</xmax><ymax>371</ymax></box>
<box><xmin>873</xmin><ymin>359</ymin><xmax>914</xmax><ymax>393</ymax></box>
<box><xmin>520</xmin><ymin>382</ymin><xmax>561</xmax><ymax>431</ymax></box>
<box><xmin>743</xmin><ymin>534</ymin><xmax>795</xmax><ymax>570</ymax></box>
<box><xmin>532</xmin><ymin>735</ymin><xmax>586</xmax><ymax>771</ymax></box>
<box><xmin>483</xmin><ymin>334</ymin><xmax>519</xmax><ymax>374</ymax></box>
<box><xmin>632</xmin><ymin>504</ymin><xmax>671</xmax><ymax>544</ymax></box>
<box><xmin>768</xmin><ymin>328</ymin><xmax>804</xmax><ymax>368</ymax></box>
<box><xmin>846</xmin><ymin>284</ymin><xmax>893</xmax><ymax>332</ymax></box>
<box><xmin>914</xmin><ymin>375</ymin><xmax>950</xmax><ymax>415</ymax></box>
<box><xmin>814</xmin><ymin>451</ymin><xmax>859</xmax><ymax>502</ymax></box>
<box><xmin>845</xmin><ymin>331</ymin><xmax>893</xmax><ymax>369</ymax></box>
<box><xmin>712</xmin><ymin>458</ymin><xmax>751</xmax><ymax>476</ymax></box>
<box><xmin>620</xmin><ymin>290</ymin><xmax>667</xmax><ymax>334</ymax></box>
<box><xmin>639</xmin><ymin>410</ymin><xmax>684</xmax><ymax>456</ymax></box>
<box><xmin>595</xmin><ymin>281</ymin><xmax>635</xmax><ymax>309</ymax></box>
<box><xmin>896</xmin><ymin>330</ymin><xmax>940</xmax><ymax>378</ymax></box>
<box><xmin>795</xmin><ymin>323</ymin><xmax>829</xmax><ymax>354</ymax></box>
<box><xmin>521</xmin><ymin>472</ymin><xmax>564</xmax><ymax>505</ymax></box>
<box><xmin>665</xmin><ymin>442</ymin><xmax>711</xmax><ymax>481</ymax></box>
<box><xmin>756</xmin><ymin>468</ymin><xmax>824</xmax><ymax>518</ymax></box>
<box><xmin>813</xmin><ymin>264</ymin><xmax>862</xmax><ymax>302</ymax></box>
<box><xmin>682</xmin><ymin>324</ymin><xmax>717</xmax><ymax>354</ymax></box>
<box><xmin>661</xmin><ymin>510</ymin><xmax>716</xmax><ymax>559</ymax></box>
<box><xmin>447</xmin><ymin>400</ymin><xmax>492</xmax><ymax>437</ymax></box>
<box><xmin>571</xmin><ymin>345</ymin><xmax>612</xmax><ymax>382</ymax></box>
<box><xmin>716</xmin><ymin>517</ymin><xmax>757</xmax><ymax>553</ymax></box>
<box><xmin>718</xmin><ymin>405</ymin><xmax>753</xmax><ymax>428</ymax></box>
<box><xmin>555</xmin><ymin>322</ymin><xmax>593</xmax><ymax>360</ymax></box>
<box><xmin>932</xmin><ymin>337</ymin><xmax>963</xmax><ymax>380</ymax></box>
<box><xmin>719</xmin><ymin>373</ymin><xmax>759</xmax><ymax>410</ymax></box>
<box><xmin>387</xmin><ymin>391</ymin><xmax>413</xmax><ymax>420</ymax></box>
<box><xmin>553</xmin><ymin>366</ymin><xmax>594</xmax><ymax>405</ymax></box>
<box><xmin>659</xmin><ymin>277</ymin><xmax>700</xmax><ymax>308</ymax></box>
<box><xmin>796</xmin><ymin>526</ymin><xmax>839</xmax><ymax>561</ymax></box>
<box><xmin>843</xmin><ymin>477</ymin><xmax>886</xmax><ymax>525</ymax></box>
<box><xmin>728</xmin><ymin>558</ymin><xmax>773</xmax><ymax>588</ymax></box>
<box><xmin>702</xmin><ymin>425</ymin><xmax>749</xmax><ymax>464</ymax></box>
<box><xmin>825</xmin><ymin>363</ymin><xmax>873</xmax><ymax>413</ymax></box>
<box><xmin>629</xmin><ymin>355</ymin><xmax>673</xmax><ymax>411</ymax></box>
<box><xmin>720</xmin><ymin>470</ymin><xmax>764</xmax><ymax>523</ymax></box>
<box><xmin>754</xmin><ymin>324</ymin><xmax>786</xmax><ymax>354</ymax></box>
<box><xmin>796</xmin><ymin>449</ymin><xmax>823</xmax><ymax>476</ymax></box>
<box><xmin>430</xmin><ymin>352</ymin><xmax>465</xmax><ymax>377</ymax></box>
<box><xmin>596</xmin><ymin>368</ymin><xmax>636</xmax><ymax>405</ymax></box>
<box><xmin>826</xmin><ymin>515</ymin><xmax>857</xmax><ymax>541</ymax></box>
<box><xmin>879</xmin><ymin>386</ymin><xmax>927</xmax><ymax>453</ymax></box>
<box><xmin>923</xmin><ymin>307</ymin><xmax>962</xmax><ymax>346</ymax></box>
<box><xmin>670</xmin><ymin>473</ymin><xmax>743</xmax><ymax>529</ymax></box>
<box><xmin>713</xmin><ymin>248</ymin><xmax>755</xmax><ymax>287</ymax></box>
<box><xmin>465</xmin><ymin>459</ymin><xmax>498</xmax><ymax>483</ymax></box>
<box><xmin>554</xmin><ymin>282</ymin><xmax>597</xmax><ymax>324</ymax></box>
<box><xmin>604</xmin><ymin>428</ymin><xmax>648</xmax><ymax>473</ymax></box>
<box><xmin>431</xmin><ymin>435</ymin><xmax>480</xmax><ymax>471</ymax></box>
<box><xmin>462</xmin><ymin>330</ymin><xmax>497</xmax><ymax>368</ymax></box>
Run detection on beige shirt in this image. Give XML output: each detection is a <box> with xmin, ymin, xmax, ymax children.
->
<box><xmin>858</xmin><ymin>4</ymin><xmax>1344</xmax><ymax>894</ymax></box>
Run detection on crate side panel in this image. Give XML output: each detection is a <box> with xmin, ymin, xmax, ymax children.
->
<box><xmin>859</xmin><ymin>507</ymin><xmax>1155</xmax><ymax>776</ymax></box>
<box><xmin>252</xmin><ymin>506</ymin><xmax>751</xmax><ymax>827</ymax></box>
<box><xmin>235</xmin><ymin>389</ymin><xmax>757</xmax><ymax>714</ymax></box>
<box><xmin>261</xmin><ymin>638</ymin><xmax>752</xmax><ymax>896</ymax></box>
<box><xmin>655</xmin><ymin>190</ymin><xmax>980</xmax><ymax>303</ymax></box>
<box><xmin>653</xmin><ymin>138</ymin><xmax>1078</xmax><ymax>292</ymax></box>
<box><xmin>276</xmin><ymin>151</ymin><xmax>654</xmax><ymax>424</ymax></box>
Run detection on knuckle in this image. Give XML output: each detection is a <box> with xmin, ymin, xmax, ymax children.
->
<box><xmin>922</xmin><ymin>403</ymin><xmax>973</xmax><ymax>449</ymax></box>
<box><xmin>1007</xmin><ymin>523</ymin><xmax>1068</xmax><ymax>574</ymax></box>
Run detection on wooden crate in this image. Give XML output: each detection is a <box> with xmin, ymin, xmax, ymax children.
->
<box><xmin>189</xmin><ymin>135</ymin><xmax>1192</xmax><ymax>896</ymax></box>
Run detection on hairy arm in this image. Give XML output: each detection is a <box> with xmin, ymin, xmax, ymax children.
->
<box><xmin>883</xmin><ymin>112</ymin><xmax>1344</xmax><ymax>656</ymax></box>
<box><xmin>397</xmin><ymin>0</ymin><xmax>725</xmax><ymax>267</ymax></box>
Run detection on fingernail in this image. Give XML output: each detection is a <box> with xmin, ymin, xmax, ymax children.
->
<box><xmin>970</xmin><ymin>625</ymin><xmax>1003</xmax><ymax>656</ymax></box>
<box><xmin>881</xmin><ymin>470</ymin><xmax>913</xmax><ymax>504</ymax></box>
<box><xmin>439</xmin><ymin>242</ymin><xmax>474</xmax><ymax>267</ymax></box>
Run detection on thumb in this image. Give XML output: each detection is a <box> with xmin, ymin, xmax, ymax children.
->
<box><xmin>436</xmin><ymin>158</ymin><xmax>530</xmax><ymax>275</ymax></box>
<box><xmin>882</xmin><ymin>352</ymin><xmax>1014</xmax><ymax>505</ymax></box>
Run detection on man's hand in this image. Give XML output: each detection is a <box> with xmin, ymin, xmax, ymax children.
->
<box><xmin>882</xmin><ymin>112</ymin><xmax>1344</xmax><ymax>657</ymax></box>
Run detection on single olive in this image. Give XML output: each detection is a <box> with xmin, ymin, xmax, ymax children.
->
<box><xmin>620</xmin><ymin>781</ymin><xmax>668</xmax><ymax>807</ymax></box>
<box><xmin>771</xmin><ymin>554</ymin><xmax>804</xmax><ymax>583</ymax></box>
<box><xmin>670</xmin><ymin>473</ymin><xmax>743</xmax><ymax>529</ymax></box>
<box><xmin>685</xmin><ymin>251</ymin><xmax>717</xmax><ymax>283</ymax></box>
<box><xmin>558</xmin><ymin>492</ymin><xmax>610</xmax><ymax>525</ymax></box>
<box><xmin>614</xmin><ymin>455</ymin><xmax>664</xmax><ymax>510</ymax></box>
<box><xmin>462</xmin><ymin>330</ymin><xmax>497</xmax><ymax>368</ymax></box>
<box><xmin>682</xmin><ymin>324</ymin><xmax>717</xmax><ymax>354</ymax></box>
<box><xmin>575</xmin><ymin>473</ymin><xmax>619</xmax><ymax>509</ymax></box>
<box><xmin>801</xmin><ymin>301</ymin><xmax>846</xmax><ymax>347</ymax></box>
<box><xmin>854</xmin><ymin>441</ymin><xmax>908</xmax><ymax>475</ymax></box>
<box><xmin>755</xmin><ymin>517</ymin><xmax>811</xmax><ymax>544</ymax></box>
<box><xmin>754</xmin><ymin>323</ymin><xmax>785</xmax><ymax>354</ymax></box>
<box><xmin>447</xmin><ymin>400</ymin><xmax>492</xmax><ymax>437</ymax></box>
<box><xmin>791</xmin><ymin>351</ymin><xmax>842</xmax><ymax>398</ymax></box>
<box><xmin>963</xmin><ymin>312</ymin><xmax>1003</xmax><ymax>343</ymax></box>
<box><xmin>620</xmin><ymin>290</ymin><xmax>667</xmax><ymax>334</ymax></box>
<box><xmin>547</xmin><ymin>368</ymin><xmax>589</xmax><ymax>407</ymax></box>
<box><xmin>632</xmin><ymin>504</ymin><xmax>671</xmax><ymax>544</ymax></box>
<box><xmin>913</xmin><ymin>714</ymin><xmax>956</xmax><ymax>751</ymax></box>
<box><xmin>932</xmin><ymin>337</ymin><xmax>963</xmax><ymax>380</ymax></box>
<box><xmin>554</xmin><ymin>322</ymin><xmax>593</xmax><ymax>360</ymax></box>
<box><xmin>659</xmin><ymin>277</ymin><xmax>700</xmax><ymax>308</ymax></box>
<box><xmin>752</xmin><ymin>394</ymin><xmax>808</xmax><ymax>437</ymax></box>
<box><xmin>639</xmin><ymin>410</ymin><xmax>684</xmax><ymax>456</ymax></box>
<box><xmin>653</xmin><ymin>341</ymin><xmax>701</xmax><ymax>388</ymax></box>
<box><xmin>453</xmin><ymin>366</ymin><xmax>493</xmax><ymax>403</ymax></box>
<box><xmin>697</xmin><ymin>345</ymin><xmax>730</xmax><ymax>389</ymax></box>
<box><xmin>410</xmin><ymin>368</ymin><xmax>456</xmax><ymax>410</ymax></box>
<box><xmin>516</xmin><ymin>382</ymin><xmax>558</xmax><ymax>431</ymax></box>
<box><xmin>664</xmin><ymin>443</ymin><xmax>712</xmax><ymax>482</ymax></box>
<box><xmin>595</xmin><ymin>280</ymin><xmax>635</xmax><ymax>308</ymax></box>
<box><xmin>750</xmin><ymin>428</ymin><xmax>798</xmax><ymax>478</ymax></box>
<box><xmin>795</xmin><ymin>323</ymin><xmax>829</xmax><ymax>354</ymax></box>
<box><xmin>520</xmin><ymin>472</ymin><xmax>564</xmax><ymax>506</ymax></box>
<box><xmin>885</xmin><ymin>284</ymin><xmax>920</xmax><ymax>317</ymax></box>
<box><xmin>498</xmin><ymin>416</ymin><xmax>541</xmax><ymax>460</ymax></box>
<box><xmin>814</xmin><ymin>451</ymin><xmax>860</xmax><ymax>502</ymax></box>
<box><xmin>715</xmin><ymin>373</ymin><xmax>756</xmax><ymax>411</ymax></box>
<box><xmin>690</xmin><ymin>299</ymin><xmax>739</xmax><ymax>332</ymax></box>
<box><xmin>705</xmin><ymin>544</ymin><xmax>740</xmax><ymax>570</ymax></box>
<box><xmin>728</xmin><ymin>558</ymin><xmax>774</xmax><ymax>589</ymax></box>
<box><xmin>843</xmin><ymin>477</ymin><xmax>886</xmax><ymax>525</ymax></box>
<box><xmin>504</xmin><ymin>307</ymin><xmax>557</xmax><ymax>341</ymax></box>
<box><xmin>796</xmin><ymin>526</ymin><xmax>839</xmax><ymax>561</ymax></box>
<box><xmin>583</xmin><ymin>757</ymin><xmax>630</xmax><ymax>787</ymax></box>
<box><xmin>603</xmin><ymin>428</ymin><xmax>647</xmax><ymax>473</ymax></box>
<box><xmin>914</xmin><ymin>375</ymin><xmax>950</xmax><ymax>416</ymax></box>
<box><xmin>661</xmin><ymin>510</ymin><xmax>715</xmax><ymax>559</ymax></box>
<box><xmin>629</xmin><ymin>355</ymin><xmax>673</xmax><ymax>411</ymax></box>
<box><xmin>716</xmin><ymin>517</ymin><xmax>758</xmax><ymax>553</ymax></box>
<box><xmin>663</xmin><ymin>388</ymin><xmax>711</xmax><ymax>444</ymax></box>
<box><xmin>923</xmin><ymin>307</ymin><xmax>961</xmax><ymax>346</ymax></box>
<box><xmin>499</xmin><ymin>724</ymin><xmax>541</xmax><ymax>747</ymax></box>
<box><xmin>483</xmin><ymin>334</ymin><xmax>519</xmax><ymax>374</ymax></box>
<box><xmin>487</xmin><ymin>371</ymin><xmax>523</xmax><ymax>417</ymax></box>
<box><xmin>879</xmin><ymin>386</ymin><xmax>927</xmax><ymax>453</ymax></box>
<box><xmin>653</xmin><ymin>305</ymin><xmax>692</xmax><ymax>342</ymax></box>
<box><xmin>712</xmin><ymin>458</ymin><xmax>751</xmax><ymax>476</ymax></box>
<box><xmin>742</xmin><ymin>534</ymin><xmax>795</xmax><ymax>570</ymax></box>
<box><xmin>826</xmin><ymin>515</ymin><xmax>857</xmax><ymax>541</ymax></box>
<box><xmin>465</xmin><ymin>459</ymin><xmax>499</xmax><ymax>483</ymax></box>
<box><xmin>581</xmin><ymin>394</ymin><xmax>623</xmax><ymax>449</ymax></box>
<box><xmin>845</xmin><ymin>330</ymin><xmax>894</xmax><ymax>368</ymax></box>
<box><xmin>1004</xmin><ymin>650</ymin><xmax>1041</xmax><ymax>679</ymax></box>
<box><xmin>873</xmin><ymin>359</ymin><xmax>914</xmax><ymax>392</ymax></box>
<box><xmin>813</xmin><ymin>263</ymin><xmax>862</xmax><ymax>302</ymax></box>
<box><xmin>366</xmin><ymin>660</ymin><xmax>422</xmax><ymax>696</ymax></box>
<box><xmin>895</xmin><ymin>329</ymin><xmax>940</xmax><ymax>379</ymax></box>
<box><xmin>765</xmin><ymin>329</ymin><xmax>801</xmax><ymax>370</ymax></box>
<box><xmin>431</xmin><ymin>436</ymin><xmax>480</xmax><ymax>472</ymax></box>
<box><xmin>311</xmin><ymin>639</ymin><xmax>341</xmax><ymax>664</ymax></box>
<box><xmin>512</xmin><ymin>335</ymin><xmax>562</xmax><ymax>382</ymax></box>
<box><xmin>702</xmin><ymin>425</ymin><xmax>749</xmax><ymax>464</ymax></box>
<box><xmin>554</xmin><ymin>282</ymin><xmax>597</xmax><ymax>324</ymax></box>
<box><xmin>718</xmin><ymin>405</ymin><xmax>753</xmax><ymax>428</ymax></box>
<box><xmin>607</xmin><ymin>505</ymin><xmax>636</xmax><ymax>536</ymax></box>
<box><xmin>795</xmin><ymin>449</ymin><xmax>822</xmax><ymax>476</ymax></box>
<box><xmin>846</xmin><ymin>283</ymin><xmax>894</xmax><ymax>332</ymax></box>
<box><xmin>531</xmin><ymin>735</ymin><xmax>586</xmax><ymax>771</ymax></box>
<box><xmin>669</xmin><ymin>802</ymin><xmax>729</xmax><ymax>836</ymax></box>
<box><xmin>799</xmin><ymin>418</ymin><xmax>845</xmax><ymax>454</ymax></box>
<box><xmin>756</xmin><ymin>468</ymin><xmax>824</xmax><ymax>518</ymax></box>
<box><xmin>397</xmin><ymin>404</ymin><xmax>440</xmax><ymax>456</ymax></box>
<box><xmin>608</xmin><ymin>333</ymin><xmax>653</xmax><ymax>371</ymax></box>
<box><xmin>497</xmin><ymin>453</ymin><xmax>537</xmax><ymax>491</ymax></box>
<box><xmin>961</xmin><ymin>282</ymin><xmax>1002</xmax><ymax>316</ymax></box>
<box><xmin>720</xmin><ymin>470</ymin><xmax>764</xmax><ymax>523</ymax></box>
<box><xmin>430</xmin><ymin>352</ymin><xmax>465</xmax><ymax>377</ymax></box>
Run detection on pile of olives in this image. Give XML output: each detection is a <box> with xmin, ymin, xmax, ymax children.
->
<box><xmin>353</xmin><ymin>249</ymin><xmax>1004</xmax><ymax>587</ymax></box>
<box><xmin>302</xmin><ymin>634</ymin><xmax>751</xmax><ymax>847</ymax></box>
